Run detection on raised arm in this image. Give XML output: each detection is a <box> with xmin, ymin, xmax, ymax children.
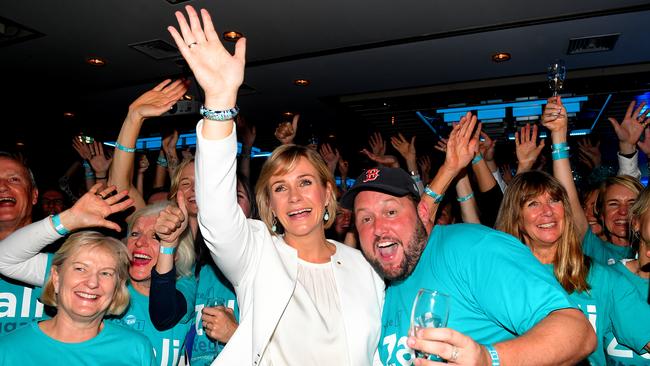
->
<box><xmin>0</xmin><ymin>185</ymin><xmax>133</xmax><ymax>286</ymax></box>
<box><xmin>515</xmin><ymin>123</ymin><xmax>545</xmax><ymax>175</ymax></box>
<box><xmin>419</xmin><ymin>113</ymin><xmax>480</xmax><ymax>232</ymax></box>
<box><xmin>168</xmin><ymin>6</ymin><xmax>254</xmax><ymax>285</ymax></box>
<box><xmin>609</xmin><ymin>100</ymin><xmax>648</xmax><ymax>179</ymax></box>
<box><xmin>543</xmin><ymin>97</ymin><xmax>588</xmax><ymax>237</ymax></box>
<box><xmin>150</xmin><ymin>191</ymin><xmax>191</xmax><ymax>330</ymax></box>
<box><xmin>108</xmin><ymin>79</ymin><xmax>188</xmax><ymax>211</ymax></box>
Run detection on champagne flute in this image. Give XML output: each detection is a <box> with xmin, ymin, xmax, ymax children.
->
<box><xmin>547</xmin><ymin>59</ymin><xmax>566</xmax><ymax>97</ymax></box>
<box><xmin>409</xmin><ymin>289</ymin><xmax>450</xmax><ymax>361</ymax></box>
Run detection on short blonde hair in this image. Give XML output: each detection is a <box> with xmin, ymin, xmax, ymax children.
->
<box><xmin>126</xmin><ymin>202</ymin><xmax>195</xmax><ymax>278</ymax></box>
<box><xmin>255</xmin><ymin>144</ymin><xmax>337</xmax><ymax>234</ymax></box>
<box><xmin>41</xmin><ymin>231</ymin><xmax>130</xmax><ymax>316</ymax></box>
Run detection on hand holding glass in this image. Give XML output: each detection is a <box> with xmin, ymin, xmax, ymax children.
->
<box><xmin>410</xmin><ymin>289</ymin><xmax>450</xmax><ymax>361</ymax></box>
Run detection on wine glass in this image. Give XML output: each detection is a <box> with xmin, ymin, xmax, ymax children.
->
<box><xmin>409</xmin><ymin>289</ymin><xmax>450</xmax><ymax>361</ymax></box>
<box><xmin>547</xmin><ymin>59</ymin><xmax>566</xmax><ymax>97</ymax></box>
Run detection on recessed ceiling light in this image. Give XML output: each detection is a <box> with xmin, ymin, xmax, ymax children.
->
<box><xmin>15</xmin><ymin>141</ymin><xmax>25</xmax><ymax>147</ymax></box>
<box><xmin>63</xmin><ymin>112</ymin><xmax>75</xmax><ymax>118</ymax></box>
<box><xmin>294</xmin><ymin>79</ymin><xmax>310</xmax><ymax>86</ymax></box>
<box><xmin>491</xmin><ymin>52</ymin><xmax>511</xmax><ymax>63</ymax></box>
<box><xmin>222</xmin><ymin>31</ymin><xmax>243</xmax><ymax>42</ymax></box>
<box><xmin>86</xmin><ymin>57</ymin><xmax>106</xmax><ymax>66</ymax></box>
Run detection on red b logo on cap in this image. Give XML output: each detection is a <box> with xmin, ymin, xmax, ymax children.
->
<box><xmin>363</xmin><ymin>168</ymin><xmax>380</xmax><ymax>182</ymax></box>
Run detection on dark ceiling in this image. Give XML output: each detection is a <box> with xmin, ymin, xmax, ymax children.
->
<box><xmin>1</xmin><ymin>0</ymin><xmax>649</xmax><ymax>182</ymax></box>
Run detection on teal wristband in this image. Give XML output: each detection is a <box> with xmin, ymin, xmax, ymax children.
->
<box><xmin>484</xmin><ymin>344</ymin><xmax>500</xmax><ymax>366</ymax></box>
<box><xmin>456</xmin><ymin>192</ymin><xmax>474</xmax><ymax>202</ymax></box>
<box><xmin>51</xmin><ymin>214</ymin><xmax>70</xmax><ymax>236</ymax></box>
<box><xmin>159</xmin><ymin>246</ymin><xmax>176</xmax><ymax>255</ymax></box>
<box><xmin>115</xmin><ymin>142</ymin><xmax>136</xmax><ymax>153</ymax></box>
<box><xmin>552</xmin><ymin>149</ymin><xmax>570</xmax><ymax>160</ymax></box>
<box><xmin>471</xmin><ymin>154</ymin><xmax>483</xmax><ymax>165</ymax></box>
<box><xmin>424</xmin><ymin>186</ymin><xmax>444</xmax><ymax>203</ymax></box>
<box><xmin>551</xmin><ymin>142</ymin><xmax>569</xmax><ymax>151</ymax></box>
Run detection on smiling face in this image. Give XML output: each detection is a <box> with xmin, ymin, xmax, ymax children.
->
<box><xmin>268</xmin><ymin>157</ymin><xmax>332</xmax><ymax>241</ymax></box>
<box><xmin>51</xmin><ymin>245</ymin><xmax>117</xmax><ymax>323</ymax></box>
<box><xmin>178</xmin><ymin>164</ymin><xmax>197</xmax><ymax>216</ymax></box>
<box><xmin>602</xmin><ymin>184</ymin><xmax>636</xmax><ymax>244</ymax></box>
<box><xmin>126</xmin><ymin>215</ymin><xmax>160</xmax><ymax>283</ymax></box>
<box><xmin>354</xmin><ymin>190</ymin><xmax>427</xmax><ymax>281</ymax></box>
<box><xmin>582</xmin><ymin>189</ymin><xmax>603</xmax><ymax>236</ymax></box>
<box><xmin>520</xmin><ymin>191</ymin><xmax>565</xmax><ymax>248</ymax></box>
<box><xmin>0</xmin><ymin>157</ymin><xmax>37</xmax><ymax>229</ymax></box>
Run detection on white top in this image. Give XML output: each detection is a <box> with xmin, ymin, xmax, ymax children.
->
<box><xmin>195</xmin><ymin>121</ymin><xmax>384</xmax><ymax>366</ymax></box>
<box><xmin>263</xmin><ymin>259</ymin><xmax>350</xmax><ymax>366</ymax></box>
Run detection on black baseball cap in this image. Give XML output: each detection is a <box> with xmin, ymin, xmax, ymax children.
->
<box><xmin>340</xmin><ymin>167</ymin><xmax>420</xmax><ymax>209</ymax></box>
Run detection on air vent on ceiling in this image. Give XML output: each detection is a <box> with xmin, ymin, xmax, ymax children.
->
<box><xmin>129</xmin><ymin>40</ymin><xmax>180</xmax><ymax>60</ymax></box>
<box><xmin>0</xmin><ymin>16</ymin><xmax>43</xmax><ymax>47</ymax></box>
<box><xmin>567</xmin><ymin>34</ymin><xmax>619</xmax><ymax>55</ymax></box>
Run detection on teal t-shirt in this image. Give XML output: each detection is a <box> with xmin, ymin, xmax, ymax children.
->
<box><xmin>109</xmin><ymin>278</ymin><xmax>196</xmax><ymax>366</ymax></box>
<box><xmin>544</xmin><ymin>261</ymin><xmax>650</xmax><ymax>366</ymax></box>
<box><xmin>582</xmin><ymin>230</ymin><xmax>634</xmax><ymax>266</ymax></box>
<box><xmin>379</xmin><ymin>224</ymin><xmax>576</xmax><ymax>366</ymax></box>
<box><xmin>0</xmin><ymin>320</ymin><xmax>155</xmax><ymax>365</ymax></box>
<box><xmin>603</xmin><ymin>261</ymin><xmax>650</xmax><ymax>366</ymax></box>
<box><xmin>189</xmin><ymin>265</ymin><xmax>239</xmax><ymax>366</ymax></box>
<box><xmin>0</xmin><ymin>254</ymin><xmax>53</xmax><ymax>337</ymax></box>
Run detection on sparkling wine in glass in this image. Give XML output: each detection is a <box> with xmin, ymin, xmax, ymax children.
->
<box><xmin>409</xmin><ymin>289</ymin><xmax>450</xmax><ymax>361</ymax></box>
<box><xmin>547</xmin><ymin>59</ymin><xmax>566</xmax><ymax>97</ymax></box>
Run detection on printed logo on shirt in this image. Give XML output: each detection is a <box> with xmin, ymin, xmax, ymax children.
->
<box><xmin>0</xmin><ymin>287</ymin><xmax>45</xmax><ymax>335</ymax></box>
<box><xmin>606</xmin><ymin>337</ymin><xmax>650</xmax><ymax>361</ymax></box>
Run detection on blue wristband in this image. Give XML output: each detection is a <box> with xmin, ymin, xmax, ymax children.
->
<box><xmin>424</xmin><ymin>186</ymin><xmax>444</xmax><ymax>203</ymax></box>
<box><xmin>484</xmin><ymin>344</ymin><xmax>500</xmax><ymax>366</ymax></box>
<box><xmin>551</xmin><ymin>142</ymin><xmax>569</xmax><ymax>151</ymax></box>
<box><xmin>51</xmin><ymin>214</ymin><xmax>70</xmax><ymax>236</ymax></box>
<box><xmin>552</xmin><ymin>149</ymin><xmax>570</xmax><ymax>160</ymax></box>
<box><xmin>159</xmin><ymin>246</ymin><xmax>176</xmax><ymax>255</ymax></box>
<box><xmin>471</xmin><ymin>154</ymin><xmax>483</xmax><ymax>165</ymax></box>
<box><xmin>456</xmin><ymin>192</ymin><xmax>474</xmax><ymax>202</ymax></box>
<box><xmin>115</xmin><ymin>142</ymin><xmax>136</xmax><ymax>153</ymax></box>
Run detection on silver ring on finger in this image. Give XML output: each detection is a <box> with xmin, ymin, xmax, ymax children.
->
<box><xmin>449</xmin><ymin>346</ymin><xmax>460</xmax><ymax>362</ymax></box>
<box><xmin>188</xmin><ymin>42</ymin><xmax>198</xmax><ymax>48</ymax></box>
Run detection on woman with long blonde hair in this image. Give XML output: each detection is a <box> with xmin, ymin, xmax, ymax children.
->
<box><xmin>495</xmin><ymin>98</ymin><xmax>650</xmax><ymax>365</ymax></box>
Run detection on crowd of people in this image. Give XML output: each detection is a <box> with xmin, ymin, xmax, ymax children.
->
<box><xmin>0</xmin><ymin>5</ymin><xmax>648</xmax><ymax>366</ymax></box>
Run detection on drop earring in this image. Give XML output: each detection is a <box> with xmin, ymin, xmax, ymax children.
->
<box><xmin>272</xmin><ymin>216</ymin><xmax>278</xmax><ymax>232</ymax></box>
<box><xmin>323</xmin><ymin>206</ymin><xmax>330</xmax><ymax>222</ymax></box>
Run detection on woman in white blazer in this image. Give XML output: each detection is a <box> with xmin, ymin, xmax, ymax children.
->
<box><xmin>168</xmin><ymin>6</ymin><xmax>384</xmax><ymax>366</ymax></box>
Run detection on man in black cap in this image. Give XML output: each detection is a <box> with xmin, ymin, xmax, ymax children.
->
<box><xmin>341</xmin><ymin>116</ymin><xmax>595</xmax><ymax>365</ymax></box>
